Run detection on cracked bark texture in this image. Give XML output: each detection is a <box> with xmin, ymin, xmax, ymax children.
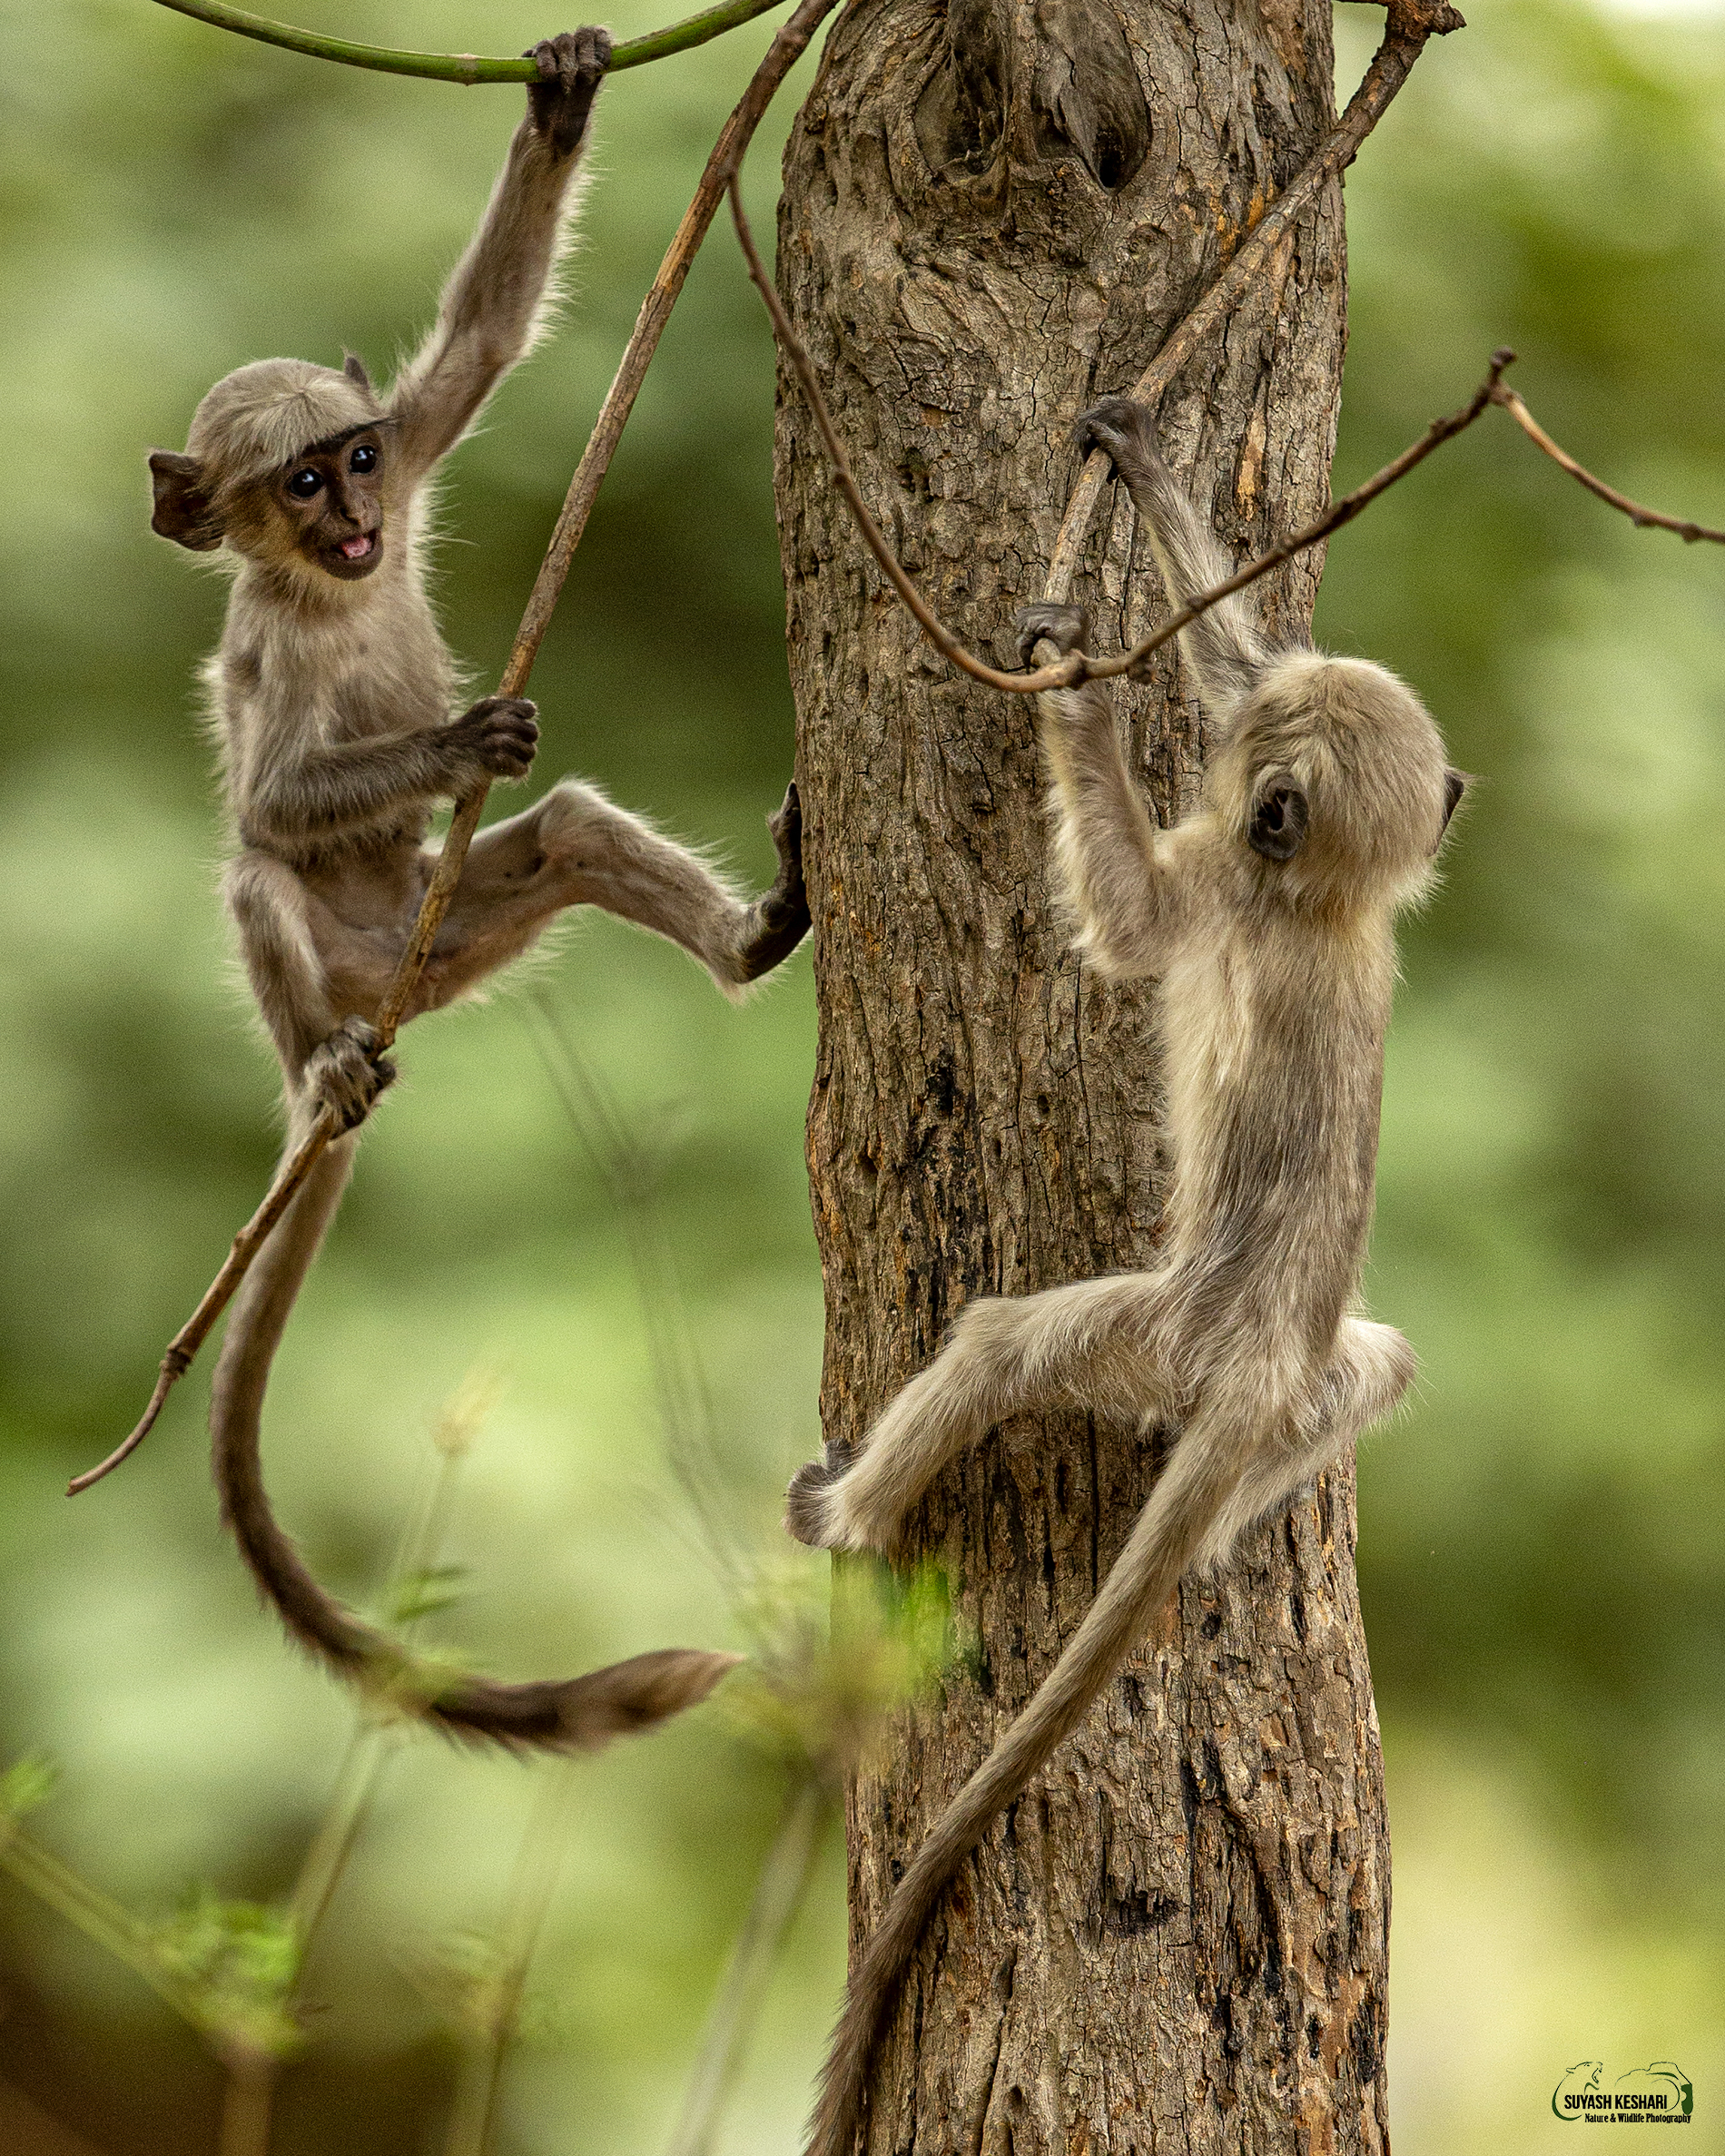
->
<box><xmin>774</xmin><ymin>0</ymin><xmax>1389</xmax><ymax>2148</ymax></box>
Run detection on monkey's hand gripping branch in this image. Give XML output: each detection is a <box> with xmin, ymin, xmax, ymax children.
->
<box><xmin>71</xmin><ymin>0</ymin><xmax>842</xmax><ymax>1504</ymax></box>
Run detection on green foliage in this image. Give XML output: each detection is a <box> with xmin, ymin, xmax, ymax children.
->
<box><xmin>151</xmin><ymin>1889</ymin><xmax>304</xmax><ymax>2058</ymax></box>
<box><xmin>383</xmin><ymin>1565</ymin><xmax>472</xmax><ymax>1628</ymax></box>
<box><xmin>722</xmin><ymin>1552</ymin><xmax>958</xmax><ymax>1781</ymax></box>
<box><xmin>0</xmin><ymin>1756</ymin><xmax>58</xmax><ymax>1823</ymax></box>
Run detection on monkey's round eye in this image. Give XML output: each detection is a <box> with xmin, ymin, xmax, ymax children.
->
<box><xmin>286</xmin><ymin>468</ymin><xmax>324</xmax><ymax>500</ymax></box>
<box><xmin>349</xmin><ymin>443</ymin><xmax>379</xmax><ymax>475</ymax></box>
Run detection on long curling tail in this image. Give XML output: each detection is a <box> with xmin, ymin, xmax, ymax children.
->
<box><xmin>803</xmin><ymin>1416</ymin><xmax>1246</xmax><ymax>2156</ymax></box>
<box><xmin>210</xmin><ymin>1125</ymin><xmax>739</xmax><ymax>1749</ymax></box>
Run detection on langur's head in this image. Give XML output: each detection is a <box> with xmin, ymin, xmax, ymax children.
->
<box><xmin>147</xmin><ymin>354</ymin><xmax>393</xmax><ymax>586</ymax></box>
<box><xmin>1211</xmin><ymin>650</ymin><xmax>1464</xmax><ymax>907</ymax></box>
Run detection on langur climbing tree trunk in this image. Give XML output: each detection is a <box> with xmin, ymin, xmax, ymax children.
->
<box><xmin>775</xmin><ymin>0</ymin><xmax>1391</xmax><ymax>2147</ymax></box>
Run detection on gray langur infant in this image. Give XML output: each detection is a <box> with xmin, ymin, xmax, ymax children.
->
<box><xmin>146</xmin><ymin>31</ymin><xmax>806</xmax><ymax>1749</ymax></box>
<box><xmin>784</xmin><ymin>395</ymin><xmax>1464</xmax><ymax>2156</ymax></box>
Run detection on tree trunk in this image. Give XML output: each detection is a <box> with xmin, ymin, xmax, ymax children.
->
<box><xmin>775</xmin><ymin>0</ymin><xmax>1390</xmax><ymax>2147</ymax></box>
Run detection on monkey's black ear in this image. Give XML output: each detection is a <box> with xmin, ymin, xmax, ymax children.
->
<box><xmin>148</xmin><ymin>450</ymin><xmax>222</xmax><ymax>551</ymax></box>
<box><xmin>1441</xmin><ymin>767</ymin><xmax>1467</xmax><ymax>834</ymax></box>
<box><xmin>342</xmin><ymin>350</ymin><xmax>376</xmax><ymax>398</ymax></box>
<box><xmin>1247</xmin><ymin>781</ymin><xmax>1308</xmax><ymax>862</ymax></box>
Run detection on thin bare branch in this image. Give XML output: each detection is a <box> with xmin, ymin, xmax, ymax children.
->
<box><xmin>1493</xmin><ymin>386</ymin><xmax>1725</xmax><ymax>543</ymax></box>
<box><xmin>153</xmin><ymin>0</ymin><xmax>792</xmax><ymax>82</ymax></box>
<box><xmin>1094</xmin><ymin>351</ymin><xmax>1515</xmax><ymax>679</ymax></box>
<box><xmin>74</xmin><ymin>0</ymin><xmax>840</xmax><ymax>1496</ymax></box>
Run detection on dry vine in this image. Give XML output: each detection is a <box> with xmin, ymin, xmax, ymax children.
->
<box><xmin>739</xmin><ymin>179</ymin><xmax>1725</xmax><ymax>694</ymax></box>
<box><xmin>1047</xmin><ymin>0</ymin><xmax>1465</xmax><ymax>598</ymax></box>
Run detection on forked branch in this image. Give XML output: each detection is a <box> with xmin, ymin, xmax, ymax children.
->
<box><xmin>736</xmin><ymin>173</ymin><xmax>1516</xmax><ymax>691</ymax></box>
<box><xmin>73</xmin><ymin>0</ymin><xmax>841</xmax><ymax>1497</ymax></box>
<box><xmin>1048</xmin><ymin>0</ymin><xmax>1463</xmax><ymax>600</ymax></box>
<box><xmin>747</xmin><ymin>233</ymin><xmax>1725</xmax><ymax>705</ymax></box>
<box><xmin>733</xmin><ymin>0</ymin><xmax>1474</xmax><ymax>692</ymax></box>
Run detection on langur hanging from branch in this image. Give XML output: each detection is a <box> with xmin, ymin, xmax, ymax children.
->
<box><xmin>75</xmin><ymin>25</ymin><xmax>837</xmax><ymax>1751</ymax></box>
<box><xmin>728</xmin><ymin>19</ymin><xmax>1725</xmax><ymax>2147</ymax></box>
<box><xmin>784</xmin><ymin>407</ymin><xmax>1464</xmax><ymax>2152</ymax></box>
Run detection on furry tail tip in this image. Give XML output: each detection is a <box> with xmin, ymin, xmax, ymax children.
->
<box><xmin>431</xmin><ymin>1646</ymin><xmax>744</xmax><ymax>1751</ymax></box>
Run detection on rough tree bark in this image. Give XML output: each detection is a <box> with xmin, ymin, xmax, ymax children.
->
<box><xmin>774</xmin><ymin>0</ymin><xmax>1390</xmax><ymax>2147</ymax></box>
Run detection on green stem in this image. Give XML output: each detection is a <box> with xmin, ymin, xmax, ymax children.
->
<box><xmin>283</xmin><ymin>1725</ymin><xmax>390</xmax><ymax>1952</ymax></box>
<box><xmin>286</xmin><ymin>1420</ymin><xmax>476</xmax><ymax>1956</ymax></box>
<box><xmin>0</xmin><ymin>1835</ymin><xmax>202</xmax><ymax>2025</ymax></box>
<box><xmin>443</xmin><ymin>1763</ymin><xmax>579</xmax><ymax>2156</ymax></box>
<box><xmin>219</xmin><ymin>2053</ymin><xmax>278</xmax><ymax>2156</ymax></box>
<box><xmin>152</xmin><ymin>0</ymin><xmax>790</xmax><ymax>82</ymax></box>
<box><xmin>663</xmin><ymin>1775</ymin><xmax>827</xmax><ymax>2156</ymax></box>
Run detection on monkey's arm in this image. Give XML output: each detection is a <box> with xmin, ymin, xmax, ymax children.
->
<box><xmin>1076</xmin><ymin>400</ymin><xmax>1272</xmax><ymax>714</ymax></box>
<box><xmin>1017</xmin><ymin>605</ymin><xmax>1198</xmax><ymax>979</ymax></box>
<box><xmin>238</xmin><ymin>696</ymin><xmax>538</xmax><ymax>851</ymax></box>
<box><xmin>389</xmin><ymin>29</ymin><xmax>611</xmax><ymax>478</ymax></box>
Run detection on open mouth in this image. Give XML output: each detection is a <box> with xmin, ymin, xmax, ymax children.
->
<box><xmin>336</xmin><ymin>531</ymin><xmax>379</xmax><ymax>562</ymax></box>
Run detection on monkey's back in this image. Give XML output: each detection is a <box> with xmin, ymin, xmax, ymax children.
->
<box><xmin>1155</xmin><ymin>890</ymin><xmax>1396</xmax><ymax>1390</ymax></box>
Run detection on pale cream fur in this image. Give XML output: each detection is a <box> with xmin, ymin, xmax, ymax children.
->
<box><xmin>785</xmin><ymin>398</ymin><xmax>1464</xmax><ymax>2156</ymax></box>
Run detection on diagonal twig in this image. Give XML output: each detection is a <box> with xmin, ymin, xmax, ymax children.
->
<box><xmin>1046</xmin><ymin>0</ymin><xmax>1464</xmax><ymax>603</ymax></box>
<box><xmin>153</xmin><ymin>0</ymin><xmax>793</xmax><ymax>82</ymax></box>
<box><xmin>72</xmin><ymin>0</ymin><xmax>841</xmax><ymax>1499</ymax></box>
<box><xmin>1493</xmin><ymin>387</ymin><xmax>1725</xmax><ymax>544</ymax></box>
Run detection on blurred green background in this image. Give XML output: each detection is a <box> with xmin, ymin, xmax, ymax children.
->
<box><xmin>2</xmin><ymin>0</ymin><xmax>1722</xmax><ymax>2149</ymax></box>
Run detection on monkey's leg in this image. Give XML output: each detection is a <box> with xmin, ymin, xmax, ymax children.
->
<box><xmin>786</xmin><ymin>1275</ymin><xmax>1178</xmax><ymax>1551</ymax></box>
<box><xmin>1189</xmin><ymin>1317</ymin><xmax>1416</xmax><ymax>1572</ymax></box>
<box><xmin>411</xmin><ymin>779</ymin><xmax>808</xmax><ymax>1009</ymax></box>
<box><xmin>227</xmin><ymin>852</ymin><xmax>395</xmax><ymax>1128</ymax></box>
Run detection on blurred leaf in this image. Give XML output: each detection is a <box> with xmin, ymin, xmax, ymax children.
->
<box><xmin>0</xmin><ymin>1755</ymin><xmax>57</xmax><ymax>1821</ymax></box>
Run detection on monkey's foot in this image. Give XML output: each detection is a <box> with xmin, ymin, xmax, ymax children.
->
<box><xmin>734</xmin><ymin>783</ymin><xmax>812</xmax><ymax>982</ymax></box>
<box><xmin>305</xmin><ymin>1018</ymin><xmax>397</xmax><ymax>1132</ymax></box>
<box><xmin>1074</xmin><ymin>396</ymin><xmax>1165</xmax><ymax>485</ymax></box>
<box><xmin>1015</xmin><ymin>602</ymin><xmax>1091</xmax><ymax>668</ymax></box>
<box><xmin>784</xmin><ymin>1436</ymin><xmax>859</xmax><ymax>1550</ymax></box>
<box><xmin>527</xmin><ymin>27</ymin><xmax>614</xmax><ymax>158</ymax></box>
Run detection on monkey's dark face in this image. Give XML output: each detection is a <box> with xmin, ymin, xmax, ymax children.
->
<box><xmin>273</xmin><ymin>428</ymin><xmax>389</xmax><ymax>580</ymax></box>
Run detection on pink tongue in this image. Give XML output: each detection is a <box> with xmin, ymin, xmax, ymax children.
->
<box><xmin>340</xmin><ymin>535</ymin><xmax>371</xmax><ymax>559</ymax></box>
